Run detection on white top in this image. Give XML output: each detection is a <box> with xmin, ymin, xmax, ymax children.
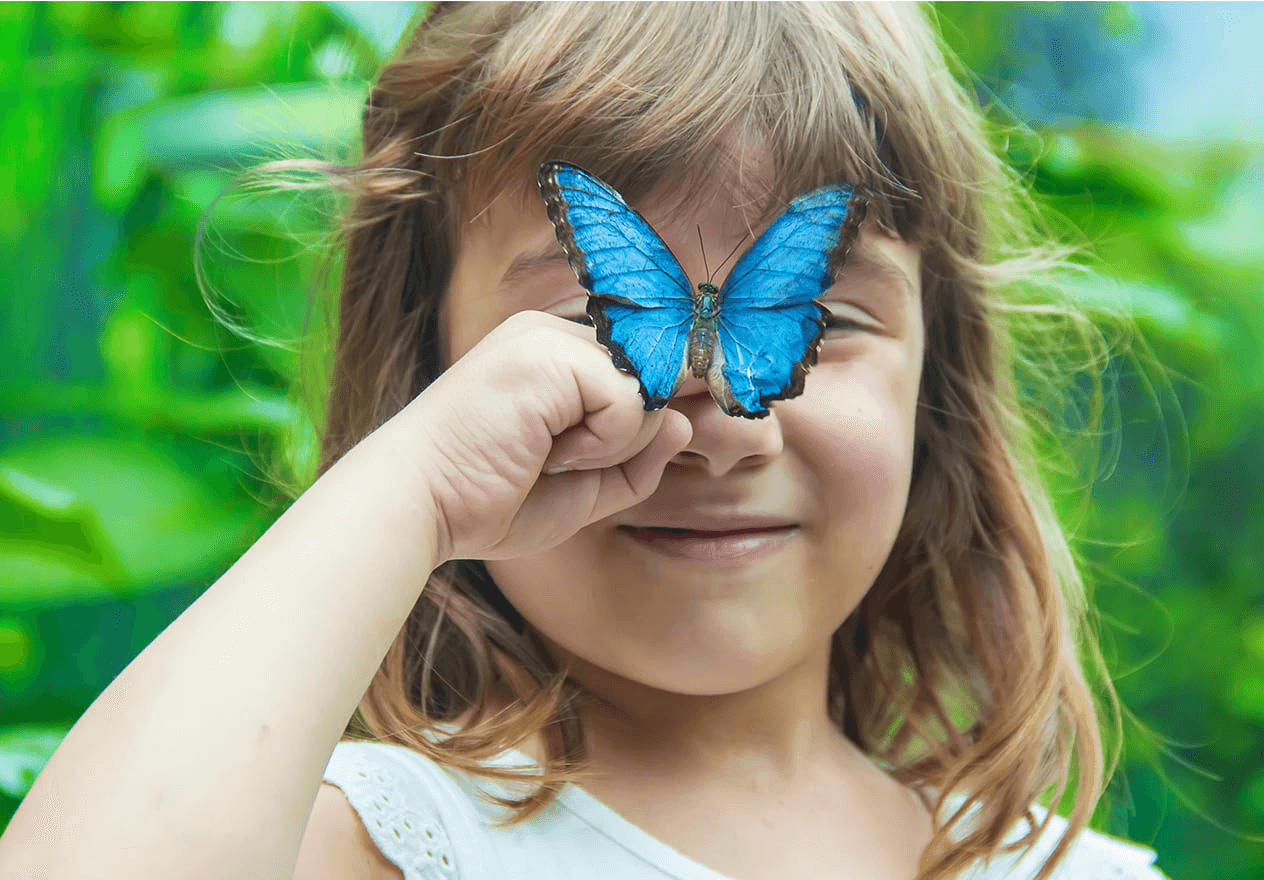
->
<box><xmin>322</xmin><ymin>740</ymin><xmax>1169</xmax><ymax>880</ymax></box>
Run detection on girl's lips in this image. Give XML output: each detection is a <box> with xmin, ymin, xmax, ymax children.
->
<box><xmin>617</xmin><ymin>525</ymin><xmax>798</xmax><ymax>563</ymax></box>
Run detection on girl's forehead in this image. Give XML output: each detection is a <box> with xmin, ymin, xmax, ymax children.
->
<box><xmin>462</xmin><ymin>144</ymin><xmax>790</xmax><ymax>238</ymax></box>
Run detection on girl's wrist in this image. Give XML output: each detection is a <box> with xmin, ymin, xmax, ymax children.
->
<box><xmin>350</xmin><ymin>394</ymin><xmax>456</xmax><ymax>571</ymax></box>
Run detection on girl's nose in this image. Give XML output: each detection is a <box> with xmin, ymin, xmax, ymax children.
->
<box><xmin>667</xmin><ymin>373</ymin><xmax>784</xmax><ymax>476</ymax></box>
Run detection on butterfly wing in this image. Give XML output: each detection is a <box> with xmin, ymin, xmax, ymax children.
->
<box><xmin>709</xmin><ymin>185</ymin><xmax>868</xmax><ymax>418</ymax></box>
<box><xmin>537</xmin><ymin>162</ymin><xmax>694</xmax><ymax>410</ymax></box>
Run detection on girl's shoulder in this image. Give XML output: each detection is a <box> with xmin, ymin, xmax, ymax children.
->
<box><xmin>322</xmin><ymin>737</ymin><xmax>623</xmax><ymax>880</ymax></box>
<box><xmin>321</xmin><ymin>740</ymin><xmax>469</xmax><ymax>880</ymax></box>
<box><xmin>323</xmin><ymin>739</ymin><xmax>1170</xmax><ymax>880</ymax></box>
<box><xmin>1023</xmin><ymin>808</ymin><xmax>1169</xmax><ymax>880</ymax></box>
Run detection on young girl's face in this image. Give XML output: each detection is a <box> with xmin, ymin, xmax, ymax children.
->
<box><xmin>442</xmin><ymin>158</ymin><xmax>924</xmax><ymax>702</ymax></box>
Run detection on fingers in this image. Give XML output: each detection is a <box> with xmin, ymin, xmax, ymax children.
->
<box><xmin>494</xmin><ymin>409</ymin><xmax>691</xmax><ymax>556</ymax></box>
<box><xmin>597</xmin><ymin>407</ymin><xmax>692</xmax><ymax>514</ymax></box>
<box><xmin>537</xmin><ymin>312</ymin><xmax>688</xmax><ymax>477</ymax></box>
<box><xmin>498</xmin><ymin>312</ymin><xmax>660</xmax><ymax>473</ymax></box>
<box><xmin>412</xmin><ymin>309</ymin><xmax>693</xmax><ymax>561</ymax></box>
<box><xmin>560</xmin><ymin>408</ymin><xmax>692</xmax><ymax>523</ymax></box>
<box><xmin>542</xmin><ymin>405</ymin><xmax>664</xmax><ymax>474</ymax></box>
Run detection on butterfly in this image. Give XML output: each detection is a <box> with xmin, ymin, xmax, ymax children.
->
<box><xmin>536</xmin><ymin>162</ymin><xmax>869</xmax><ymax>419</ymax></box>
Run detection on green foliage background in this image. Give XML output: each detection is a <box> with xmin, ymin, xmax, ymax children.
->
<box><xmin>0</xmin><ymin>3</ymin><xmax>1260</xmax><ymax>875</ymax></box>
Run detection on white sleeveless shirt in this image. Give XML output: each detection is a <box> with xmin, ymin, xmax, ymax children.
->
<box><xmin>322</xmin><ymin>740</ymin><xmax>1169</xmax><ymax>880</ymax></box>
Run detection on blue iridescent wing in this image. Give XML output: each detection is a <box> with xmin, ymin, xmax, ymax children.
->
<box><xmin>537</xmin><ymin>162</ymin><xmax>693</xmax><ymax>410</ymax></box>
<box><xmin>710</xmin><ymin>185</ymin><xmax>868</xmax><ymax>418</ymax></box>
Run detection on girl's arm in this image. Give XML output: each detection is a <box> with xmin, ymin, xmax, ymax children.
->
<box><xmin>0</xmin><ymin>313</ymin><xmax>689</xmax><ymax>880</ymax></box>
<box><xmin>293</xmin><ymin>784</ymin><xmax>405</xmax><ymax>880</ymax></box>
<box><xmin>0</xmin><ymin>410</ymin><xmax>446</xmax><ymax>880</ymax></box>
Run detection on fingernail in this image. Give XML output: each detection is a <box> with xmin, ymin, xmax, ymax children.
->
<box><xmin>542</xmin><ymin>465</ymin><xmax>571</xmax><ymax>476</ymax></box>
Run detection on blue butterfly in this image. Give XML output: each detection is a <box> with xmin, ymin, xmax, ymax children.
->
<box><xmin>536</xmin><ymin>162</ymin><xmax>869</xmax><ymax>419</ymax></box>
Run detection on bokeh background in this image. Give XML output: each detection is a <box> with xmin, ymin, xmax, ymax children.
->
<box><xmin>1</xmin><ymin>3</ymin><xmax>1261</xmax><ymax>875</ymax></box>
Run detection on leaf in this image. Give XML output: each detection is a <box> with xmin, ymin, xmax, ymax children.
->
<box><xmin>0</xmin><ymin>435</ymin><xmax>272</xmax><ymax>609</ymax></box>
<box><xmin>1061</xmin><ymin>275</ymin><xmax>1225</xmax><ymax>360</ymax></box>
<box><xmin>326</xmin><ymin>1</ymin><xmax>424</xmax><ymax>59</ymax></box>
<box><xmin>0</xmin><ymin>464</ymin><xmax>126</xmax><ymax>580</ymax></box>
<box><xmin>1037</xmin><ymin>130</ymin><xmax>1210</xmax><ymax>215</ymax></box>
<box><xmin>0</xmin><ymin>616</ymin><xmax>37</xmax><ymax>679</ymax></box>
<box><xmin>94</xmin><ymin>81</ymin><xmax>367</xmax><ymax>209</ymax></box>
<box><xmin>1176</xmin><ymin>157</ymin><xmax>1264</xmax><ymax>274</ymax></box>
<box><xmin>0</xmin><ymin>725</ymin><xmax>69</xmax><ymax>800</ymax></box>
<box><xmin>0</xmin><ymin>383</ymin><xmax>298</xmax><ymax>436</ymax></box>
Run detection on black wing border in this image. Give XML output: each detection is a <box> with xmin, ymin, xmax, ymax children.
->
<box><xmin>719</xmin><ymin>185</ymin><xmax>870</xmax><ymax>420</ymax></box>
<box><xmin>537</xmin><ymin>161</ymin><xmax>691</xmax><ymax>411</ymax></box>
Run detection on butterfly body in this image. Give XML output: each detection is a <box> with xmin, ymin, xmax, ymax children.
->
<box><xmin>538</xmin><ymin>162</ymin><xmax>868</xmax><ymax>418</ymax></box>
<box><xmin>687</xmin><ymin>283</ymin><xmax>721</xmax><ymax>378</ymax></box>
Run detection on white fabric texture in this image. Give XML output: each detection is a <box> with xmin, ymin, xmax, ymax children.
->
<box><xmin>321</xmin><ymin>740</ymin><xmax>1169</xmax><ymax>880</ymax></box>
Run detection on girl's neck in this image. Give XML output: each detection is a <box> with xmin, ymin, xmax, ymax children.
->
<box><xmin>556</xmin><ymin>639</ymin><xmax>851</xmax><ymax>790</ymax></box>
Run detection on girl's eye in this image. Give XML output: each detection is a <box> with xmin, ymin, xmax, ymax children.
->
<box><xmin>546</xmin><ymin>296</ymin><xmax>593</xmax><ymax>326</ymax></box>
<box><xmin>822</xmin><ymin>314</ymin><xmax>867</xmax><ymax>333</ymax></box>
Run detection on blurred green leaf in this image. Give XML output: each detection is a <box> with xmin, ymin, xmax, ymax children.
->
<box><xmin>1063</xmin><ymin>275</ymin><xmax>1225</xmax><ymax>360</ymax></box>
<box><xmin>0</xmin><ymin>463</ymin><xmax>125</xmax><ymax>579</ymax></box>
<box><xmin>0</xmin><ymin>383</ymin><xmax>298</xmax><ymax>436</ymax></box>
<box><xmin>0</xmin><ymin>435</ymin><xmax>270</xmax><ymax>608</ymax></box>
<box><xmin>1036</xmin><ymin>130</ymin><xmax>1210</xmax><ymax>215</ymax></box>
<box><xmin>1176</xmin><ymin>160</ymin><xmax>1264</xmax><ymax>273</ymax></box>
<box><xmin>326</xmin><ymin>1</ymin><xmax>423</xmax><ymax>60</ymax></box>
<box><xmin>0</xmin><ymin>725</ymin><xmax>69</xmax><ymax>800</ymax></box>
<box><xmin>94</xmin><ymin>81</ymin><xmax>365</xmax><ymax>209</ymax></box>
<box><xmin>1228</xmin><ymin>674</ymin><xmax>1264</xmax><ymax>725</ymax></box>
<box><xmin>0</xmin><ymin>617</ymin><xmax>36</xmax><ymax>678</ymax></box>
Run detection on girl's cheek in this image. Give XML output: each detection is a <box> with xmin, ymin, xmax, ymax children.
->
<box><xmin>790</xmin><ymin>367</ymin><xmax>918</xmax><ymax>506</ymax></box>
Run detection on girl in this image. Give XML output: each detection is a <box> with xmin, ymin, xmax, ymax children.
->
<box><xmin>0</xmin><ymin>4</ymin><xmax>1169</xmax><ymax>880</ymax></box>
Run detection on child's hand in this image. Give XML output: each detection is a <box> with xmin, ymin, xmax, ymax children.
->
<box><xmin>396</xmin><ymin>311</ymin><xmax>692</xmax><ymax>564</ymax></box>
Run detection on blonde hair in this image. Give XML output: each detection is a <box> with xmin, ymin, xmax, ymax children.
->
<box><xmin>297</xmin><ymin>4</ymin><xmax>1125</xmax><ymax>879</ymax></box>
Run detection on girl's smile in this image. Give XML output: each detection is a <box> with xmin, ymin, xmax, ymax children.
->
<box><xmin>616</xmin><ymin>524</ymin><xmax>801</xmax><ymax>565</ymax></box>
<box><xmin>615</xmin><ymin>493</ymin><xmax>802</xmax><ymax>565</ymax></box>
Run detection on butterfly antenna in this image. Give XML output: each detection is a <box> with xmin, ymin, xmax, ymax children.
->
<box><xmin>713</xmin><ymin>232</ymin><xmax>751</xmax><ymax>281</ymax></box>
<box><xmin>697</xmin><ymin>226</ymin><xmax>711</xmax><ymax>283</ymax></box>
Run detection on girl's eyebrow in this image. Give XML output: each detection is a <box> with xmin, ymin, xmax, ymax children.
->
<box><xmin>497</xmin><ymin>239</ymin><xmax>917</xmax><ymax>299</ymax></box>
<box><xmin>499</xmin><ymin>241</ymin><xmax>570</xmax><ymax>289</ymax></box>
<box><xmin>835</xmin><ymin>251</ymin><xmax>916</xmax><ymax>299</ymax></box>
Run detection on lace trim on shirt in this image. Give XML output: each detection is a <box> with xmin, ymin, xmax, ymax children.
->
<box><xmin>940</xmin><ymin>791</ymin><xmax>1167</xmax><ymax>880</ymax></box>
<box><xmin>324</xmin><ymin>746</ymin><xmax>459</xmax><ymax>880</ymax></box>
<box><xmin>325</xmin><ymin>741</ymin><xmax>1167</xmax><ymax>880</ymax></box>
<box><xmin>1062</xmin><ymin>825</ymin><xmax>1168</xmax><ymax>880</ymax></box>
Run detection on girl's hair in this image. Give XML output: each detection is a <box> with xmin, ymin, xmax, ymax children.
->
<box><xmin>295</xmin><ymin>4</ymin><xmax>1124</xmax><ymax>879</ymax></box>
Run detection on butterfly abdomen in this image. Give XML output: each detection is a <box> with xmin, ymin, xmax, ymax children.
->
<box><xmin>688</xmin><ymin>283</ymin><xmax>721</xmax><ymax>378</ymax></box>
